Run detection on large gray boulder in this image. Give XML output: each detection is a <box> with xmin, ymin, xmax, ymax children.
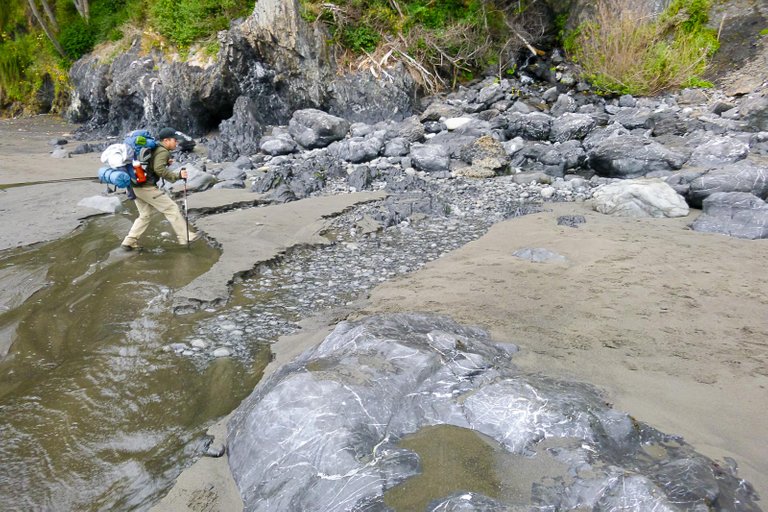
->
<box><xmin>687</xmin><ymin>135</ymin><xmax>750</xmax><ymax>167</ymax></box>
<box><xmin>591</xmin><ymin>179</ymin><xmax>690</xmax><ymax>218</ymax></box>
<box><xmin>687</xmin><ymin>161</ymin><xmax>768</xmax><ymax>207</ymax></box>
<box><xmin>288</xmin><ymin>109</ymin><xmax>350</xmax><ymax>149</ymax></box>
<box><xmin>260</xmin><ymin>134</ymin><xmax>298</xmax><ymax>156</ymax></box>
<box><xmin>691</xmin><ymin>192</ymin><xmax>768</xmax><ymax>239</ymax></box>
<box><xmin>588</xmin><ymin>135</ymin><xmax>687</xmax><ymax>178</ymax></box>
<box><xmin>739</xmin><ymin>91</ymin><xmax>768</xmax><ymax>132</ymax></box>
<box><xmin>227</xmin><ymin>313</ymin><xmax>758</xmax><ymax>511</ymax></box>
<box><xmin>456</xmin><ymin>135</ymin><xmax>510</xmax><ymax>177</ymax></box>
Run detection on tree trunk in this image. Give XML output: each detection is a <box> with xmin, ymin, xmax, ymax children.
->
<box><xmin>73</xmin><ymin>0</ymin><xmax>90</xmax><ymax>20</ymax></box>
<box><xmin>40</xmin><ymin>0</ymin><xmax>59</xmax><ymax>31</ymax></box>
<box><xmin>26</xmin><ymin>0</ymin><xmax>65</xmax><ymax>57</ymax></box>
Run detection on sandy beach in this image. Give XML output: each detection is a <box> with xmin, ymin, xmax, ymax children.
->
<box><xmin>2</xmin><ymin>117</ymin><xmax>766</xmax><ymax>508</ymax></box>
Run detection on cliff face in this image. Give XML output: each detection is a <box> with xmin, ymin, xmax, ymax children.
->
<box><xmin>66</xmin><ymin>0</ymin><xmax>415</xmax><ymax>137</ymax></box>
<box><xmin>65</xmin><ymin>0</ymin><xmax>766</xmax><ymax>140</ymax></box>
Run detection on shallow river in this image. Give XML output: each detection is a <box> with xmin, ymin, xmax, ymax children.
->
<box><xmin>0</xmin><ymin>213</ymin><xmax>271</xmax><ymax>510</ymax></box>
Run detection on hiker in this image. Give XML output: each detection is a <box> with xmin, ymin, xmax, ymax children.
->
<box><xmin>121</xmin><ymin>127</ymin><xmax>199</xmax><ymax>251</ymax></box>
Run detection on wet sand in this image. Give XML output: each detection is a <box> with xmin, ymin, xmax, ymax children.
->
<box><xmin>3</xmin><ymin>117</ymin><xmax>766</xmax><ymax>508</ymax></box>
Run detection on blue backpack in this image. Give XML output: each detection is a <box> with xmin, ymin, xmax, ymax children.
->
<box><xmin>124</xmin><ymin>129</ymin><xmax>158</xmax><ymax>160</ymax></box>
<box><xmin>98</xmin><ymin>166</ymin><xmax>133</xmax><ymax>188</ymax></box>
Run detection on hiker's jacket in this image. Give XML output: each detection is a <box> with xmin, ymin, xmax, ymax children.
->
<box><xmin>141</xmin><ymin>145</ymin><xmax>181</xmax><ymax>186</ymax></box>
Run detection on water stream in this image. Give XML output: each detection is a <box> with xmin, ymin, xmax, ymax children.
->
<box><xmin>0</xmin><ymin>214</ymin><xmax>269</xmax><ymax>510</ymax></box>
<box><xmin>0</xmin><ymin>187</ymin><xmax>523</xmax><ymax>510</ymax></box>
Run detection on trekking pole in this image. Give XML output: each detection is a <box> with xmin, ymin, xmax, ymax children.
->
<box><xmin>183</xmin><ymin>173</ymin><xmax>189</xmax><ymax>246</ymax></box>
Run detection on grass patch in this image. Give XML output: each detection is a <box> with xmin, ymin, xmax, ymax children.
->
<box><xmin>568</xmin><ymin>0</ymin><xmax>718</xmax><ymax>95</ymax></box>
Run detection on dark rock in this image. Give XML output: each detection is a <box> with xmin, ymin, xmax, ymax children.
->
<box><xmin>213</xmin><ymin>180</ymin><xmax>246</xmax><ymax>189</ymax></box>
<box><xmin>646</xmin><ymin>111</ymin><xmax>699</xmax><ymax>137</ymax></box>
<box><xmin>588</xmin><ymin>135</ymin><xmax>687</xmax><ymax>178</ymax></box>
<box><xmin>331</xmin><ymin>136</ymin><xmax>383</xmax><ymax>163</ymax></box>
<box><xmin>711</xmin><ymin>101</ymin><xmax>736</xmax><ymax>116</ymax></box>
<box><xmin>503</xmin><ymin>112</ymin><xmax>552</xmax><ymax>141</ymax></box>
<box><xmin>383</xmin><ymin>138</ymin><xmax>410</xmax><ymax>157</ymax></box>
<box><xmin>228</xmin><ymin>313</ymin><xmax>758</xmax><ymax>512</ymax></box>
<box><xmin>582</xmin><ymin>123</ymin><xmax>630</xmax><ymax>151</ymax></box>
<box><xmin>71</xmin><ymin>143</ymin><xmax>94</xmax><ymax>155</ymax></box>
<box><xmin>207</xmin><ymin>96</ymin><xmax>264</xmax><ymax>162</ymax></box>
<box><xmin>288</xmin><ymin>109</ymin><xmax>349</xmax><ymax>149</ymax></box>
<box><xmin>260</xmin><ymin>135</ymin><xmax>298</xmax><ymax>156</ymax></box>
<box><xmin>738</xmin><ymin>92</ymin><xmax>768</xmax><ymax>131</ymax></box>
<box><xmin>410</xmin><ymin>144</ymin><xmax>451</xmax><ymax>173</ymax></box>
<box><xmin>613</xmin><ymin>108</ymin><xmax>652</xmax><ymax>130</ymax></box>
<box><xmin>388</xmin><ymin>116</ymin><xmax>425</xmax><ymax>143</ymax></box>
<box><xmin>252</xmin><ymin>167</ymin><xmax>293</xmax><ymax>193</ymax></box>
<box><xmin>557</xmin><ymin>215</ymin><xmax>586</xmax><ymax>228</ymax></box>
<box><xmin>687</xmin><ymin>161</ymin><xmax>768</xmax><ymax>207</ymax></box>
<box><xmin>420</xmin><ymin>102</ymin><xmax>463</xmax><ymax>122</ymax></box>
<box><xmin>271</xmin><ymin>184</ymin><xmax>297</xmax><ymax>203</ymax></box>
<box><xmin>618</xmin><ymin>94</ymin><xmax>636</xmax><ymax>108</ymax></box>
<box><xmin>691</xmin><ymin>192</ymin><xmax>768</xmax><ymax>239</ymax></box>
<box><xmin>234</xmin><ymin>155</ymin><xmax>254</xmax><ymax>169</ymax></box>
<box><xmin>347</xmin><ymin>166</ymin><xmax>373</xmax><ymax>191</ymax></box>
<box><xmin>423</xmin><ymin>121</ymin><xmax>445</xmax><ymax>134</ymax></box>
<box><xmin>217</xmin><ymin>166</ymin><xmax>247</xmax><ymax>181</ymax></box>
<box><xmin>550</xmin><ymin>94</ymin><xmax>576</xmax><ymax>117</ymax></box>
<box><xmin>175</xmin><ymin>131</ymin><xmax>196</xmax><ymax>152</ymax></box>
<box><xmin>687</xmin><ymin>136</ymin><xmax>749</xmax><ymax>167</ymax></box>
<box><xmin>326</xmin><ymin>64</ymin><xmax>415</xmax><ymax>124</ymax></box>
<box><xmin>49</xmin><ymin>138</ymin><xmax>68</xmax><ymax>146</ymax></box>
<box><xmin>549</xmin><ymin>113</ymin><xmax>595</xmax><ymax>143</ymax></box>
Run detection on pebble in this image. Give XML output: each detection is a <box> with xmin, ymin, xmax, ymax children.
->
<box><xmin>212</xmin><ymin>348</ymin><xmax>231</xmax><ymax>357</ymax></box>
<box><xmin>178</xmin><ymin>174</ymin><xmax>599</xmax><ymax>361</ymax></box>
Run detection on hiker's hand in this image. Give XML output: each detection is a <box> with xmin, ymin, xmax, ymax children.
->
<box><xmin>180</xmin><ymin>168</ymin><xmax>188</xmax><ymax>180</ymax></box>
<box><xmin>168</xmin><ymin>158</ymin><xmax>174</xmax><ymax>165</ymax></box>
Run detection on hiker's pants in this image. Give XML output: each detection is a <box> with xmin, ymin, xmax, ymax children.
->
<box><xmin>122</xmin><ymin>186</ymin><xmax>195</xmax><ymax>246</ymax></box>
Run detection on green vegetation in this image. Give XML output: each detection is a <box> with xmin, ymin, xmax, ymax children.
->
<box><xmin>0</xmin><ymin>0</ymin><xmax>252</xmax><ymax>114</ymax></box>
<box><xmin>760</xmin><ymin>28</ymin><xmax>768</xmax><ymax>36</ymax></box>
<box><xmin>299</xmin><ymin>0</ymin><xmax>545</xmax><ymax>91</ymax></box>
<box><xmin>567</xmin><ymin>0</ymin><xmax>719</xmax><ymax>96</ymax></box>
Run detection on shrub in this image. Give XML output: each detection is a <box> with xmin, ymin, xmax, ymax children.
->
<box><xmin>569</xmin><ymin>0</ymin><xmax>718</xmax><ymax>95</ymax></box>
<box><xmin>60</xmin><ymin>18</ymin><xmax>97</xmax><ymax>60</ymax></box>
<box><xmin>149</xmin><ymin>0</ymin><xmax>253</xmax><ymax>48</ymax></box>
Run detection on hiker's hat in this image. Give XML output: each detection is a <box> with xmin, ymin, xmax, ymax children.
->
<box><xmin>157</xmin><ymin>127</ymin><xmax>178</xmax><ymax>140</ymax></box>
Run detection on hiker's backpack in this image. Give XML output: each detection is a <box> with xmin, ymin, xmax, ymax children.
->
<box><xmin>98</xmin><ymin>143</ymin><xmax>135</xmax><ymax>188</ymax></box>
<box><xmin>124</xmin><ymin>130</ymin><xmax>157</xmax><ymax>183</ymax></box>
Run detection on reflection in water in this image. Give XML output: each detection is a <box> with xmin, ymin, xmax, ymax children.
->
<box><xmin>0</xmin><ymin>215</ymin><xmax>270</xmax><ymax>511</ymax></box>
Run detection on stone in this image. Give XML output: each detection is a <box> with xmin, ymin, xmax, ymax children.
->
<box><xmin>557</xmin><ymin>215</ymin><xmax>586</xmax><ymax>228</ymax></box>
<box><xmin>326</xmin><ymin>65</ymin><xmax>415</xmax><ymax>124</ymax></box>
<box><xmin>550</xmin><ymin>94</ymin><xmax>576</xmax><ymax>117</ymax></box>
<box><xmin>588</xmin><ymin>135</ymin><xmax>687</xmax><ymax>178</ymax></box>
<box><xmin>443</xmin><ymin>117</ymin><xmax>473</xmax><ymax>131</ymax></box>
<box><xmin>49</xmin><ymin>137</ymin><xmax>68</xmax><ymax>146</ymax></box>
<box><xmin>618</xmin><ymin>95</ymin><xmax>636</xmax><ymax>108</ymax></box>
<box><xmin>591</xmin><ymin>178</ymin><xmax>690</xmax><ymax>218</ymax></box>
<box><xmin>332</xmin><ymin>136</ymin><xmax>383</xmax><ymax>163</ymax></box>
<box><xmin>288</xmin><ymin>109</ymin><xmax>350</xmax><ymax>149</ymax></box>
<box><xmin>347</xmin><ymin>166</ymin><xmax>373</xmax><ymax>191</ymax></box>
<box><xmin>190</xmin><ymin>339</ymin><xmax>208</xmax><ymax>349</ymax></box>
<box><xmin>504</xmin><ymin>112</ymin><xmax>552</xmax><ymax>141</ymax></box>
<box><xmin>678</xmin><ymin>88</ymin><xmax>708</xmax><ymax>105</ymax></box>
<box><xmin>687</xmin><ymin>136</ymin><xmax>750</xmax><ymax>167</ymax></box>
<box><xmin>383</xmin><ymin>137</ymin><xmax>410</xmax><ymax>157</ymax></box>
<box><xmin>50</xmin><ymin>148</ymin><xmax>70</xmax><ymax>159</ymax></box>
<box><xmin>71</xmin><ymin>143</ymin><xmax>95</xmax><ymax>155</ymax></box>
<box><xmin>410</xmin><ymin>144</ymin><xmax>451</xmax><ymax>173</ymax></box>
<box><xmin>691</xmin><ymin>192</ymin><xmax>768</xmax><ymax>239</ymax></box>
<box><xmin>260</xmin><ymin>135</ymin><xmax>298</xmax><ymax>156</ymax></box>
<box><xmin>77</xmin><ymin>195</ymin><xmax>124</xmax><ymax>214</ymax></box>
<box><xmin>512</xmin><ymin>247</ymin><xmax>567</xmax><ymax>263</ymax></box>
<box><xmin>738</xmin><ymin>92</ymin><xmax>768</xmax><ymax>132</ymax></box>
<box><xmin>549</xmin><ymin>113</ymin><xmax>595</xmax><ymax>143</ymax></box>
<box><xmin>217</xmin><ymin>165</ymin><xmax>247</xmax><ymax>181</ymax></box>
<box><xmin>213</xmin><ymin>180</ymin><xmax>246</xmax><ymax>189</ymax></box>
<box><xmin>686</xmin><ymin>161</ymin><xmax>768</xmax><ymax>207</ymax></box>
<box><xmin>234</xmin><ymin>156</ymin><xmax>254</xmax><ymax>169</ymax></box>
<box><xmin>212</xmin><ymin>347</ymin><xmax>231</xmax><ymax>357</ymax></box>
<box><xmin>227</xmin><ymin>313</ymin><xmax>755</xmax><ymax>512</ymax></box>
<box><xmin>420</xmin><ymin>102</ymin><xmax>463</xmax><ymax>122</ymax></box>
<box><xmin>458</xmin><ymin>135</ymin><xmax>509</xmax><ymax>173</ymax></box>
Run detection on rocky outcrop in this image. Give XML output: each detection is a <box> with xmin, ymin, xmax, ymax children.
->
<box><xmin>228</xmin><ymin>313</ymin><xmax>759</xmax><ymax>511</ymax></box>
